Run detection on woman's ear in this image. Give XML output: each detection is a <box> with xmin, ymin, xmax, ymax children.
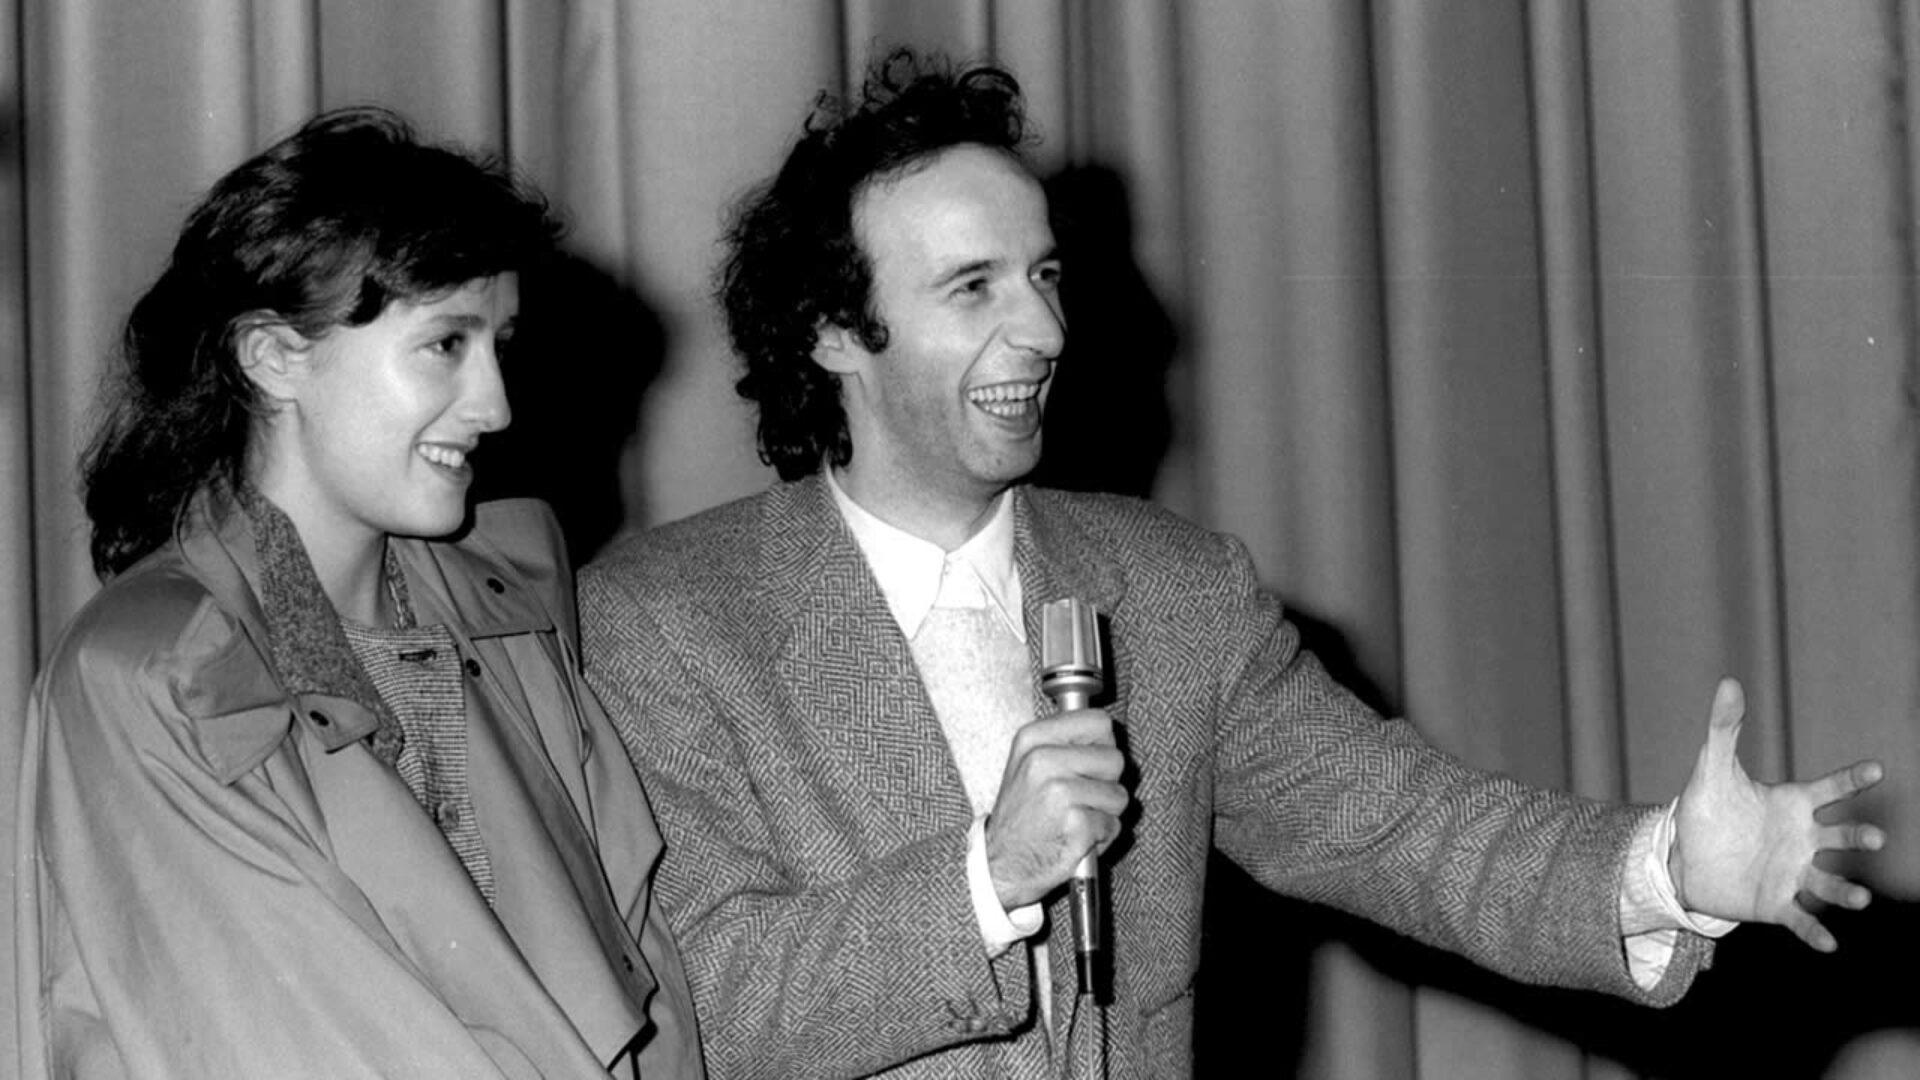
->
<box><xmin>234</xmin><ymin>317</ymin><xmax>312</xmax><ymax>401</ymax></box>
<box><xmin>810</xmin><ymin>321</ymin><xmax>864</xmax><ymax>376</ymax></box>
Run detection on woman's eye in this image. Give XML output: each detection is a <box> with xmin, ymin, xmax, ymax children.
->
<box><xmin>1034</xmin><ymin>263</ymin><xmax>1063</xmax><ymax>289</ymax></box>
<box><xmin>428</xmin><ymin>333</ymin><xmax>465</xmax><ymax>357</ymax></box>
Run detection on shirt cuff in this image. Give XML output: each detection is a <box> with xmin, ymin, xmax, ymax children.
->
<box><xmin>1620</xmin><ymin>800</ymin><xmax>1738</xmax><ymax>988</ymax></box>
<box><xmin>968</xmin><ymin>816</ymin><xmax>1045</xmax><ymax>956</ymax></box>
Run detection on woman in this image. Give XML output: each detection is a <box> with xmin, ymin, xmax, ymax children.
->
<box><xmin>15</xmin><ymin>108</ymin><xmax>701</xmax><ymax>1079</ymax></box>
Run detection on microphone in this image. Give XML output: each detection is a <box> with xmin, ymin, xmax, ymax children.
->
<box><xmin>1039</xmin><ymin>597</ymin><xmax>1106</xmax><ymax>998</ymax></box>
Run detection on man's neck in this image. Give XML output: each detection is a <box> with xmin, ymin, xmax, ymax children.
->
<box><xmin>826</xmin><ymin>466</ymin><xmax>1008</xmax><ymax>553</ymax></box>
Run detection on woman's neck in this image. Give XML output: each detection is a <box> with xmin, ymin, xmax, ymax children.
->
<box><xmin>306</xmin><ymin>530</ymin><xmax>391</xmax><ymax>626</ymax></box>
<box><xmin>255</xmin><ymin>493</ymin><xmax>392</xmax><ymax>625</ymax></box>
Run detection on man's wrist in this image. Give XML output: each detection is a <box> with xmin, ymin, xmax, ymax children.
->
<box><xmin>967</xmin><ymin>816</ymin><xmax>1043</xmax><ymax>955</ymax></box>
<box><xmin>1624</xmin><ymin>801</ymin><xmax>1737</xmax><ymax>939</ymax></box>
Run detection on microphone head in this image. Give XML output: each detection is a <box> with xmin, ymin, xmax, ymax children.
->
<box><xmin>1040</xmin><ymin>597</ymin><xmax>1104</xmax><ymax>700</ymax></box>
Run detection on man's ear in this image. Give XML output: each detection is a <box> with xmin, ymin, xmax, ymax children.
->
<box><xmin>234</xmin><ymin>317</ymin><xmax>313</xmax><ymax>401</ymax></box>
<box><xmin>810</xmin><ymin>321</ymin><xmax>864</xmax><ymax>376</ymax></box>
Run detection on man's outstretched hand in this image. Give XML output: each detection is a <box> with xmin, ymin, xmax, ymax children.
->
<box><xmin>1670</xmin><ymin>678</ymin><xmax>1886</xmax><ymax>951</ymax></box>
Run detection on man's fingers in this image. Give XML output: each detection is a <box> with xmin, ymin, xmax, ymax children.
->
<box><xmin>1801</xmin><ymin>866</ymin><xmax>1873</xmax><ymax>911</ymax></box>
<box><xmin>1785</xmin><ymin>907</ymin><xmax>1839</xmax><ymax>953</ymax></box>
<box><xmin>1689</xmin><ymin>677</ymin><xmax>1747</xmax><ymax>781</ymax></box>
<box><xmin>1064</xmin><ymin>801</ymin><xmax>1124</xmax><ymax>852</ymax></box>
<box><xmin>1706</xmin><ymin>677</ymin><xmax>1746</xmax><ymax>741</ymax></box>
<box><xmin>1058</xmin><ymin>774</ymin><xmax>1130</xmax><ymax>817</ymax></box>
<box><xmin>1013</xmin><ymin>709</ymin><xmax>1115</xmax><ymax>754</ymax></box>
<box><xmin>986</xmin><ymin>761</ymin><xmax>1130</xmax><ymax>907</ymax></box>
<box><xmin>1817</xmin><ymin>819</ymin><xmax>1886</xmax><ymax>854</ymax></box>
<box><xmin>1023</xmin><ymin>743</ymin><xmax>1124</xmax><ymax>784</ymax></box>
<box><xmin>1053</xmin><ymin>781</ymin><xmax>1130</xmax><ymax>860</ymax></box>
<box><xmin>1806</xmin><ymin>760</ymin><xmax>1886</xmax><ymax>808</ymax></box>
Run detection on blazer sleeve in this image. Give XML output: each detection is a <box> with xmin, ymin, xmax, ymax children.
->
<box><xmin>1194</xmin><ymin>531</ymin><xmax>1712</xmax><ymax>1005</ymax></box>
<box><xmin>580</xmin><ymin>565</ymin><xmax>1034</xmax><ymax>1080</ymax></box>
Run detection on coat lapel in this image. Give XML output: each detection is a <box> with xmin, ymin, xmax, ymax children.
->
<box><xmin>762</xmin><ymin>477</ymin><xmax>973</xmax><ymax>851</ymax></box>
<box><xmin>756</xmin><ymin>481</ymin><xmax>1133</xmax><ymax>1055</ymax></box>
<box><xmin>1014</xmin><ymin>487</ymin><xmax>1130</xmax><ymax>1055</ymax></box>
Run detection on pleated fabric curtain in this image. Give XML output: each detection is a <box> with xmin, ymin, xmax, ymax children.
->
<box><xmin>4</xmin><ymin>2</ymin><xmax>1918</xmax><ymax>1078</ymax></box>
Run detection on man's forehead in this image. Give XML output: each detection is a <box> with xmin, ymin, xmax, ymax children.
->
<box><xmin>854</xmin><ymin>147</ymin><xmax>1054</xmax><ymax>274</ymax></box>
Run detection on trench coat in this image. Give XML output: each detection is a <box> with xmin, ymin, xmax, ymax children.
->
<box><xmin>15</xmin><ymin>493</ymin><xmax>702</xmax><ymax>1079</ymax></box>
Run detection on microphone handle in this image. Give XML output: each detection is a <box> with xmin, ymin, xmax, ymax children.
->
<box><xmin>1056</xmin><ymin>686</ymin><xmax>1103</xmax><ymax>996</ymax></box>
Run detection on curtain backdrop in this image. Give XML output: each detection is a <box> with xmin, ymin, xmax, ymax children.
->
<box><xmin>5</xmin><ymin>2</ymin><xmax>1918</xmax><ymax>1077</ymax></box>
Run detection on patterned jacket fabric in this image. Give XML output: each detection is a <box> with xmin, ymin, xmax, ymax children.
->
<box><xmin>580</xmin><ymin>475</ymin><xmax>1713</xmax><ymax>1079</ymax></box>
<box><xmin>17</xmin><ymin>492</ymin><xmax>703</xmax><ymax>1079</ymax></box>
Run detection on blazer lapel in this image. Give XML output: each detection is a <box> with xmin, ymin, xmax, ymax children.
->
<box><xmin>1015</xmin><ymin>486</ymin><xmax>1128</xmax><ymax>676</ymax></box>
<box><xmin>762</xmin><ymin>478</ymin><xmax>973</xmax><ymax>851</ymax></box>
<box><xmin>1014</xmin><ymin>486</ymin><xmax>1130</xmax><ymax>1055</ymax></box>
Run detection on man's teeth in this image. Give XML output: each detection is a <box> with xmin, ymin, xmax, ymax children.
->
<box><xmin>419</xmin><ymin>444</ymin><xmax>468</xmax><ymax>468</ymax></box>
<box><xmin>968</xmin><ymin>383</ymin><xmax>1038</xmax><ymax>416</ymax></box>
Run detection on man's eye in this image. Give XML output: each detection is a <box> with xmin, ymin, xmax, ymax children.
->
<box><xmin>429</xmin><ymin>333</ymin><xmax>465</xmax><ymax>356</ymax></box>
<box><xmin>1034</xmin><ymin>263</ymin><xmax>1063</xmax><ymax>289</ymax></box>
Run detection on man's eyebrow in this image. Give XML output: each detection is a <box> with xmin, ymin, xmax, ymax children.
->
<box><xmin>927</xmin><ymin>247</ymin><xmax>1060</xmax><ymax>289</ymax></box>
<box><xmin>929</xmin><ymin>257</ymin><xmax>1001</xmax><ymax>289</ymax></box>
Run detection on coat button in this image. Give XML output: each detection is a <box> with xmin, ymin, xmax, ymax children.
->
<box><xmin>464</xmin><ymin>658</ymin><xmax>482</xmax><ymax>677</ymax></box>
<box><xmin>946</xmin><ymin>996</ymin><xmax>983</xmax><ymax>1034</ymax></box>
<box><xmin>434</xmin><ymin>800</ymin><xmax>460</xmax><ymax>828</ymax></box>
<box><xmin>308</xmin><ymin>709</ymin><xmax>330</xmax><ymax>727</ymax></box>
<box><xmin>485</xmin><ymin>577</ymin><xmax>505</xmax><ymax>594</ymax></box>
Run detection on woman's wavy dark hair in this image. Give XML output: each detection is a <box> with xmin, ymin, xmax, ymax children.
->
<box><xmin>82</xmin><ymin>106</ymin><xmax>561</xmax><ymax>578</ymax></box>
<box><xmin>717</xmin><ymin>48</ymin><xmax>1033</xmax><ymax>480</ymax></box>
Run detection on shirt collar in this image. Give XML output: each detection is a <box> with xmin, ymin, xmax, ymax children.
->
<box><xmin>824</xmin><ymin>467</ymin><xmax>1024</xmax><ymax>642</ymax></box>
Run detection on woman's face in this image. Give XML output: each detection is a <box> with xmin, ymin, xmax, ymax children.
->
<box><xmin>255</xmin><ymin>274</ymin><xmax>518</xmax><ymax>552</ymax></box>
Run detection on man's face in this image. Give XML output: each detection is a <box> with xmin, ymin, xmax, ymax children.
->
<box><xmin>821</xmin><ymin>144</ymin><xmax>1065</xmax><ymax>533</ymax></box>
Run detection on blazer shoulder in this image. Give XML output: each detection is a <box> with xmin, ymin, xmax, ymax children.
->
<box><xmin>582</xmin><ymin>490</ymin><xmax>772</xmax><ymax>596</ymax></box>
<box><xmin>1024</xmin><ymin>485</ymin><xmax>1245</xmax><ymax>566</ymax></box>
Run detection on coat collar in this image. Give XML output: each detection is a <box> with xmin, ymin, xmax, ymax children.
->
<box><xmin>175</xmin><ymin>490</ymin><xmax>553</xmax><ymax>783</ymax></box>
<box><xmin>756</xmin><ymin>476</ymin><xmax>1128</xmax><ymax>626</ymax></box>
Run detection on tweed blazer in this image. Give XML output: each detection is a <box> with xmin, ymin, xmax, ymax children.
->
<box><xmin>580</xmin><ymin>476</ymin><xmax>1712</xmax><ymax>1080</ymax></box>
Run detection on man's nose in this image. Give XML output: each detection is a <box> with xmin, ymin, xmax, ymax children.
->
<box><xmin>1009</xmin><ymin>284</ymin><xmax>1066</xmax><ymax>359</ymax></box>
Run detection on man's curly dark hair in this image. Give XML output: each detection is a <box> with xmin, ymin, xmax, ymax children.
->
<box><xmin>717</xmin><ymin>48</ymin><xmax>1034</xmax><ymax>480</ymax></box>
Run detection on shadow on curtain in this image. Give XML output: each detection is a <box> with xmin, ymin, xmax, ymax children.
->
<box><xmin>1031</xmin><ymin>162</ymin><xmax>1176</xmax><ymax>501</ymax></box>
<box><xmin>473</xmin><ymin>250</ymin><xmax>670</xmax><ymax>566</ymax></box>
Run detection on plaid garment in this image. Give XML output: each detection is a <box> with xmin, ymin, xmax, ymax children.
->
<box><xmin>240</xmin><ymin>485</ymin><xmax>495</xmax><ymax>904</ymax></box>
<box><xmin>343</xmin><ymin>612</ymin><xmax>495</xmax><ymax>906</ymax></box>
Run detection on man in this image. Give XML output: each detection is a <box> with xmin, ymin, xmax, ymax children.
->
<box><xmin>580</xmin><ymin>51</ymin><xmax>1884</xmax><ymax>1078</ymax></box>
